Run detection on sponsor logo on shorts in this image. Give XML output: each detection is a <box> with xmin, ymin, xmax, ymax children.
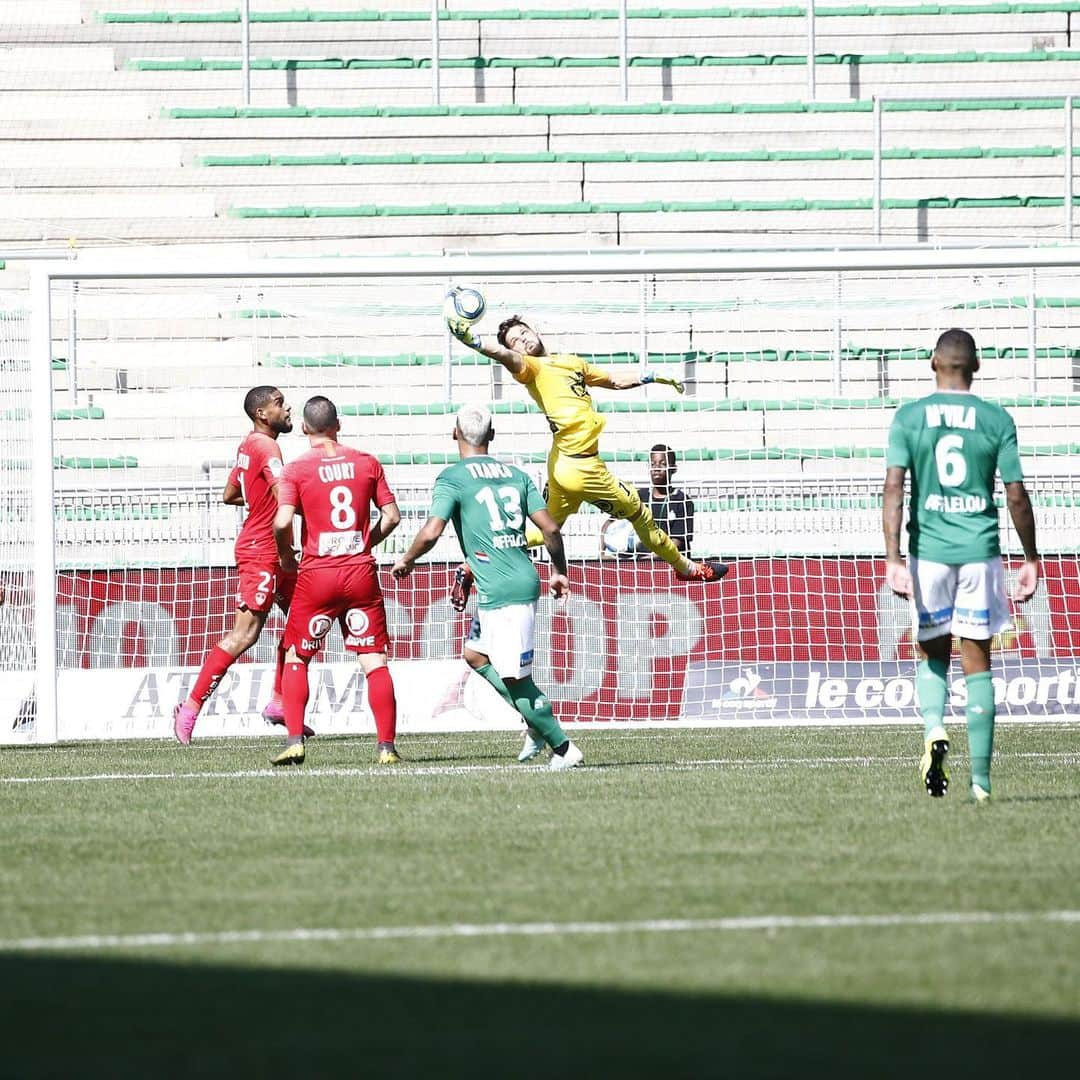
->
<box><xmin>345</xmin><ymin>635</ymin><xmax>376</xmax><ymax>647</ymax></box>
<box><xmin>917</xmin><ymin>606</ymin><xmax>953</xmax><ymax>629</ymax></box>
<box><xmin>345</xmin><ymin>609</ymin><xmax>370</xmax><ymax>636</ymax></box>
<box><xmin>520</xmin><ymin>649</ymin><xmax>534</xmax><ymax>665</ymax></box>
<box><xmin>307</xmin><ymin>615</ymin><xmax>332</xmax><ymax>640</ymax></box>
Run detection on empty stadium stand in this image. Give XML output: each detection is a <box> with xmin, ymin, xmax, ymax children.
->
<box><xmin>5</xmin><ymin>3</ymin><xmax>1080</xmax><ymax>565</ymax></box>
<box><xmin>2</xmin><ymin>3</ymin><xmax>1080</xmax><ymax>248</ymax></box>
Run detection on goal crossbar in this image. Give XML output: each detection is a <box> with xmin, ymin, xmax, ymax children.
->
<box><xmin>20</xmin><ymin>243</ymin><xmax>1080</xmax><ymax>743</ymax></box>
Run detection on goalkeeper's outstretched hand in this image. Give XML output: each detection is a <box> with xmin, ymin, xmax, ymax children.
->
<box><xmin>641</xmin><ymin>371</ymin><xmax>685</xmax><ymax>394</ymax></box>
<box><xmin>447</xmin><ymin>315</ymin><xmax>483</xmax><ymax>351</ymax></box>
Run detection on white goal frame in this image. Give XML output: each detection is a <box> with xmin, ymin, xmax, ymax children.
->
<box><xmin>24</xmin><ymin>243</ymin><xmax>1080</xmax><ymax>743</ymax></box>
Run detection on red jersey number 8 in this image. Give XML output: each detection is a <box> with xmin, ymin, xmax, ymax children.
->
<box><xmin>329</xmin><ymin>485</ymin><xmax>357</xmax><ymax>530</ymax></box>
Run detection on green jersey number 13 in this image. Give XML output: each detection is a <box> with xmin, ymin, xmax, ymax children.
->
<box><xmin>474</xmin><ymin>485</ymin><xmax>524</xmax><ymax>532</ymax></box>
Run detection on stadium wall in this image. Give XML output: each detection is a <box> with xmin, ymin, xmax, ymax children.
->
<box><xmin>5</xmin><ymin>556</ymin><xmax>1072</xmax><ymax>740</ymax></box>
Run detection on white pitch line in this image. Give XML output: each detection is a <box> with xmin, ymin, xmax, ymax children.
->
<box><xmin>2</xmin><ymin>910</ymin><xmax>1078</xmax><ymax>954</ymax></box>
<box><xmin>0</xmin><ymin>757</ymin><xmax>891</xmax><ymax>785</ymax></box>
<box><xmin>1</xmin><ymin>751</ymin><xmax>1078</xmax><ymax>787</ymax></box>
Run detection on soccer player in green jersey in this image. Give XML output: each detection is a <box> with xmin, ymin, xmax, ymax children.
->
<box><xmin>883</xmin><ymin>328</ymin><xmax>1040</xmax><ymax>801</ymax></box>
<box><xmin>392</xmin><ymin>404</ymin><xmax>584</xmax><ymax>769</ymax></box>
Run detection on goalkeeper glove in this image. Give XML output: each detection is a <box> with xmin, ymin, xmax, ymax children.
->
<box><xmin>641</xmin><ymin>370</ymin><xmax>685</xmax><ymax>393</ymax></box>
<box><xmin>447</xmin><ymin>315</ymin><xmax>484</xmax><ymax>351</ymax></box>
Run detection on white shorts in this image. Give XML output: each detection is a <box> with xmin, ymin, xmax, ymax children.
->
<box><xmin>909</xmin><ymin>555</ymin><xmax>1012</xmax><ymax>643</ymax></box>
<box><xmin>465</xmin><ymin>602</ymin><xmax>536</xmax><ymax>680</ymax></box>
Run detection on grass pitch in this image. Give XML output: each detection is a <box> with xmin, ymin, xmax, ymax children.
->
<box><xmin>0</xmin><ymin>725</ymin><xmax>1077</xmax><ymax>1078</ymax></box>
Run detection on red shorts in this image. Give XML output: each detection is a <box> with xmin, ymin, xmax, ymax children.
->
<box><xmin>236</xmin><ymin>556</ymin><xmax>296</xmax><ymax>615</ymax></box>
<box><xmin>282</xmin><ymin>559</ymin><xmax>389</xmax><ymax>660</ymax></box>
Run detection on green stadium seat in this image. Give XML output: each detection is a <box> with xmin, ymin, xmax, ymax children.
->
<box><xmin>55</xmin><ymin>456</ymin><xmax>138</xmax><ymax>469</ymax></box>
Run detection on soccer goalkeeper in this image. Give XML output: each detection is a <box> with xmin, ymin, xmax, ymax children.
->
<box><xmin>447</xmin><ymin>312</ymin><xmax>728</xmax><ymax>600</ymax></box>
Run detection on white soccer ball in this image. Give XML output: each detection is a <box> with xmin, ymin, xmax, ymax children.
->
<box><xmin>602</xmin><ymin>518</ymin><xmax>637</xmax><ymax>555</ymax></box>
<box><xmin>444</xmin><ymin>285</ymin><xmax>486</xmax><ymax>324</ymax></box>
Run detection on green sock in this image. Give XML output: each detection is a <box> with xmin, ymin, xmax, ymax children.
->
<box><xmin>965</xmin><ymin>670</ymin><xmax>995</xmax><ymax>793</ymax></box>
<box><xmin>506</xmin><ymin>675</ymin><xmax>568</xmax><ymax>751</ymax></box>
<box><xmin>916</xmin><ymin>657</ymin><xmax>949</xmax><ymax>740</ymax></box>
<box><xmin>473</xmin><ymin>663</ymin><xmax>517</xmax><ymax>709</ymax></box>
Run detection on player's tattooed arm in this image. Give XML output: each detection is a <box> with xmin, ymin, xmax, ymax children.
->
<box><xmin>882</xmin><ymin>466</ymin><xmax>906</xmax><ymax>563</ymax></box>
<box><xmin>1005</xmin><ymin>481</ymin><xmax>1039</xmax><ymax>562</ymax></box>
<box><xmin>1006</xmin><ymin>480</ymin><xmax>1041</xmax><ymax>602</ymax></box>
<box><xmin>882</xmin><ymin>466</ymin><xmax>912</xmax><ymax>600</ymax></box>
<box><xmin>531</xmin><ymin>508</ymin><xmax>570</xmax><ymax>599</ymax></box>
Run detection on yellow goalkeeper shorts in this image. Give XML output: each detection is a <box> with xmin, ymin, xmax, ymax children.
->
<box><xmin>543</xmin><ymin>448</ymin><xmax>638</xmax><ymax>522</ymax></box>
<box><xmin>526</xmin><ymin>448</ymin><xmax>685</xmax><ymax>569</ymax></box>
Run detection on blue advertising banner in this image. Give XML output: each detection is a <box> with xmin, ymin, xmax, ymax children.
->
<box><xmin>682</xmin><ymin>658</ymin><xmax>1080</xmax><ymax>725</ymax></box>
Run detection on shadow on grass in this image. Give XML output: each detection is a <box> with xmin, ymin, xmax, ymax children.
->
<box><xmin>0</xmin><ymin>952</ymin><xmax>1075</xmax><ymax>1079</ymax></box>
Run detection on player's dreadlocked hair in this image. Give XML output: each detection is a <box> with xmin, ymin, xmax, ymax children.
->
<box><xmin>243</xmin><ymin>385</ymin><xmax>280</xmax><ymax>421</ymax></box>
<box><xmin>303</xmin><ymin>395</ymin><xmax>339</xmax><ymax>434</ymax></box>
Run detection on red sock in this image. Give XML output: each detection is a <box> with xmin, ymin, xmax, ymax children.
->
<box><xmin>187</xmin><ymin>645</ymin><xmax>235</xmax><ymax>711</ymax></box>
<box><xmin>270</xmin><ymin>642</ymin><xmax>286</xmax><ymax>704</ymax></box>
<box><xmin>366</xmin><ymin>665</ymin><xmax>397</xmax><ymax>745</ymax></box>
<box><xmin>282</xmin><ymin>660</ymin><xmax>310</xmax><ymax>739</ymax></box>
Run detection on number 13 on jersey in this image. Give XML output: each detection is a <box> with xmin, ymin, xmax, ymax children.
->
<box><xmin>474</xmin><ymin>485</ymin><xmax>524</xmax><ymax>532</ymax></box>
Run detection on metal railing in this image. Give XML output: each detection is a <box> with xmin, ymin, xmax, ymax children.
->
<box><xmin>237</xmin><ymin>3</ymin><xmax>823</xmax><ymax>107</ymax></box>
<box><xmin>871</xmin><ymin>95</ymin><xmax>1078</xmax><ymax>244</ymax></box>
<box><xmin>230</xmin><ymin>9</ymin><xmax>1077</xmax><ymax>236</ymax></box>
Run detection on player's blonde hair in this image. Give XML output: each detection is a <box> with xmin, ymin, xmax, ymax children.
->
<box><xmin>456</xmin><ymin>404</ymin><xmax>493</xmax><ymax>447</ymax></box>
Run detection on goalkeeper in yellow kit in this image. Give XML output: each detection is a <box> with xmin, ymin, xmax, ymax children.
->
<box><xmin>447</xmin><ymin>312</ymin><xmax>728</xmax><ymax>604</ymax></box>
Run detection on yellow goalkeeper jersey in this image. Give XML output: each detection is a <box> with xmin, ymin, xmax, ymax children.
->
<box><xmin>512</xmin><ymin>352</ymin><xmax>609</xmax><ymax>456</ymax></box>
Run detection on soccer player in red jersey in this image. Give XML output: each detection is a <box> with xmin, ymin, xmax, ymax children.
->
<box><xmin>269</xmin><ymin>395</ymin><xmax>403</xmax><ymax>766</ymax></box>
<box><xmin>173</xmin><ymin>385</ymin><xmax>303</xmax><ymax>745</ymax></box>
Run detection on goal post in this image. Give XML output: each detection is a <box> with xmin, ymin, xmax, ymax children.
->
<box><xmin>0</xmin><ymin>301</ymin><xmax>37</xmax><ymax>740</ymax></box>
<box><xmin>29</xmin><ymin>270</ymin><xmax>58</xmax><ymax>745</ymax></box>
<box><xmin>10</xmin><ymin>245</ymin><xmax>1080</xmax><ymax>743</ymax></box>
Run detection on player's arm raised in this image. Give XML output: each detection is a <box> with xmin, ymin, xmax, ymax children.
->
<box><xmin>392</xmin><ymin>516</ymin><xmax>447</xmax><ymax>578</ymax></box>
<box><xmin>530</xmin><ymin>507</ymin><xmax>570</xmax><ymax>599</ymax></box>
<box><xmin>882</xmin><ymin>465</ymin><xmax>912</xmax><ymax>599</ymax></box>
<box><xmin>446</xmin><ymin>315</ymin><xmax>526</xmax><ymax>376</ymax></box>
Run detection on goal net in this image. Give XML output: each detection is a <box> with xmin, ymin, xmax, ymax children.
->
<box><xmin>7</xmin><ymin>249</ymin><xmax>1080</xmax><ymax>742</ymax></box>
<box><xmin>0</xmin><ymin>303</ymin><xmax>36</xmax><ymax>736</ymax></box>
